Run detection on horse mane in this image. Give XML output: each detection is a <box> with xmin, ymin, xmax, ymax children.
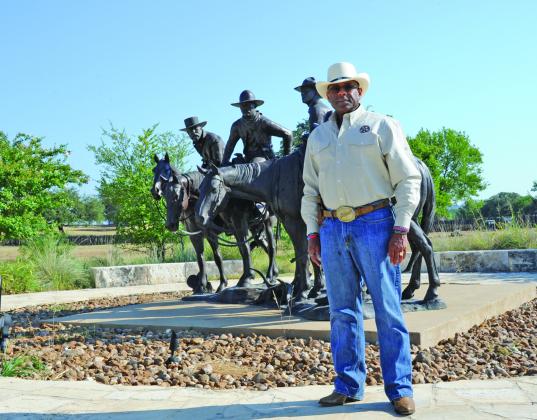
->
<box><xmin>167</xmin><ymin>165</ymin><xmax>203</xmax><ymax>191</ymax></box>
<box><xmin>220</xmin><ymin>162</ymin><xmax>266</xmax><ymax>186</ymax></box>
<box><xmin>183</xmin><ymin>171</ymin><xmax>204</xmax><ymax>193</ymax></box>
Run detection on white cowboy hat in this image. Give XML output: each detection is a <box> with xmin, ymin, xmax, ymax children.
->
<box><xmin>315</xmin><ymin>62</ymin><xmax>370</xmax><ymax>99</ymax></box>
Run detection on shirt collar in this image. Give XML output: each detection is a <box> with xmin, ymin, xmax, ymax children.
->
<box><xmin>329</xmin><ymin>104</ymin><xmax>366</xmax><ymax>125</ymax></box>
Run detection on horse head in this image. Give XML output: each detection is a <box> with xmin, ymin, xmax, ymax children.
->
<box><xmin>195</xmin><ymin>168</ymin><xmax>231</xmax><ymax>230</ymax></box>
<box><xmin>150</xmin><ymin>152</ymin><xmax>173</xmax><ymax>200</ymax></box>
<box><xmin>161</xmin><ymin>171</ymin><xmax>192</xmax><ymax>232</ymax></box>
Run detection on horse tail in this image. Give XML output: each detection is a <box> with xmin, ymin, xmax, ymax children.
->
<box><xmin>419</xmin><ymin>160</ymin><xmax>436</xmax><ymax>234</ymax></box>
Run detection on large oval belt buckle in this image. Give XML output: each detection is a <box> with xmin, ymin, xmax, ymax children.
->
<box><xmin>335</xmin><ymin>206</ymin><xmax>356</xmax><ymax>222</ymax></box>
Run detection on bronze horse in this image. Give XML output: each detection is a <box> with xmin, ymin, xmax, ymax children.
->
<box><xmin>151</xmin><ymin>154</ymin><xmax>278</xmax><ymax>293</ymax></box>
<box><xmin>195</xmin><ymin>147</ymin><xmax>440</xmax><ymax>302</ymax></box>
<box><xmin>196</xmin><ymin>147</ymin><xmax>324</xmax><ymax>301</ymax></box>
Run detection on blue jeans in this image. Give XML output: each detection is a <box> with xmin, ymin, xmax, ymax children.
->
<box><xmin>319</xmin><ymin>207</ymin><xmax>413</xmax><ymax>401</ymax></box>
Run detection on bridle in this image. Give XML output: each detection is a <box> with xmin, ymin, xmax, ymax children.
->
<box><xmin>158</xmin><ymin>175</ymin><xmax>202</xmax><ymax>236</ymax></box>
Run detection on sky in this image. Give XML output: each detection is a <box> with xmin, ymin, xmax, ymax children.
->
<box><xmin>1</xmin><ymin>0</ymin><xmax>536</xmax><ymax>200</ymax></box>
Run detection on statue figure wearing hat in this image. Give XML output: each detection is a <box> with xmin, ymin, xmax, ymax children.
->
<box><xmin>295</xmin><ymin>77</ymin><xmax>332</xmax><ymax>131</ymax></box>
<box><xmin>181</xmin><ymin>116</ymin><xmax>224</xmax><ymax>168</ymax></box>
<box><xmin>222</xmin><ymin>90</ymin><xmax>293</xmax><ymax>164</ymax></box>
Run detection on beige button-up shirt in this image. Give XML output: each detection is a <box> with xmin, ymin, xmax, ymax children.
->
<box><xmin>301</xmin><ymin>105</ymin><xmax>421</xmax><ymax>234</ymax></box>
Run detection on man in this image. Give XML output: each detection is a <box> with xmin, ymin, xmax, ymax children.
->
<box><xmin>222</xmin><ymin>90</ymin><xmax>292</xmax><ymax>164</ymax></box>
<box><xmin>294</xmin><ymin>77</ymin><xmax>332</xmax><ymax>130</ymax></box>
<box><xmin>181</xmin><ymin>116</ymin><xmax>224</xmax><ymax>168</ymax></box>
<box><xmin>301</xmin><ymin>62</ymin><xmax>420</xmax><ymax>416</ymax></box>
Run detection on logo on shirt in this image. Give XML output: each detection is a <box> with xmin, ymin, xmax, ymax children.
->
<box><xmin>360</xmin><ymin>125</ymin><xmax>370</xmax><ymax>133</ymax></box>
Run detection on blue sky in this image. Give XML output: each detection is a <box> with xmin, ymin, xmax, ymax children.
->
<box><xmin>1</xmin><ymin>0</ymin><xmax>536</xmax><ymax>200</ymax></box>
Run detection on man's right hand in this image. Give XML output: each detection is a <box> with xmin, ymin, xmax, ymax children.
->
<box><xmin>308</xmin><ymin>236</ymin><xmax>322</xmax><ymax>267</ymax></box>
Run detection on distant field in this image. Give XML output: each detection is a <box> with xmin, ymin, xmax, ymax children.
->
<box><xmin>64</xmin><ymin>226</ymin><xmax>116</xmax><ymax>236</ymax></box>
<box><xmin>1</xmin><ymin>228</ymin><xmax>535</xmax><ymax>263</ymax></box>
<box><xmin>0</xmin><ymin>244</ymin><xmax>145</xmax><ymax>262</ymax></box>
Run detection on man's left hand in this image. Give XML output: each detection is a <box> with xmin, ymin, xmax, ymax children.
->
<box><xmin>388</xmin><ymin>233</ymin><xmax>408</xmax><ymax>265</ymax></box>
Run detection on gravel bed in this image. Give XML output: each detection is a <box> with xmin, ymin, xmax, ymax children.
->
<box><xmin>2</xmin><ymin>291</ymin><xmax>536</xmax><ymax>390</ymax></box>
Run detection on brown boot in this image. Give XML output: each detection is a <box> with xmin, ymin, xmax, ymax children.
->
<box><xmin>319</xmin><ymin>391</ymin><xmax>360</xmax><ymax>407</ymax></box>
<box><xmin>392</xmin><ymin>396</ymin><xmax>415</xmax><ymax>415</ymax></box>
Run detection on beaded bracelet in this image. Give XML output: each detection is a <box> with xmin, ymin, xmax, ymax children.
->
<box><xmin>393</xmin><ymin>226</ymin><xmax>409</xmax><ymax>235</ymax></box>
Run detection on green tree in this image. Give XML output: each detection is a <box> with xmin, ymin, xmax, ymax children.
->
<box><xmin>42</xmin><ymin>187</ymin><xmax>80</xmax><ymax>227</ymax></box>
<box><xmin>408</xmin><ymin>128</ymin><xmax>486</xmax><ymax>218</ymax></box>
<box><xmin>0</xmin><ymin>132</ymin><xmax>88</xmax><ymax>240</ymax></box>
<box><xmin>79</xmin><ymin>195</ymin><xmax>105</xmax><ymax>224</ymax></box>
<box><xmin>292</xmin><ymin>119</ymin><xmax>309</xmax><ymax>150</ymax></box>
<box><xmin>481</xmin><ymin>192</ymin><xmax>535</xmax><ymax>218</ymax></box>
<box><xmin>455</xmin><ymin>198</ymin><xmax>484</xmax><ymax>220</ymax></box>
<box><xmin>277</xmin><ymin>118</ymin><xmax>309</xmax><ymax>157</ymax></box>
<box><xmin>43</xmin><ymin>188</ymin><xmax>105</xmax><ymax>225</ymax></box>
<box><xmin>89</xmin><ymin>125</ymin><xmax>191</xmax><ymax>260</ymax></box>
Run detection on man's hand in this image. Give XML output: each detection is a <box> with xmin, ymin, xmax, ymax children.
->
<box><xmin>388</xmin><ymin>233</ymin><xmax>408</xmax><ymax>265</ymax></box>
<box><xmin>308</xmin><ymin>236</ymin><xmax>322</xmax><ymax>267</ymax></box>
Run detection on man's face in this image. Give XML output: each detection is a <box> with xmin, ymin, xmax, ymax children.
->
<box><xmin>239</xmin><ymin>102</ymin><xmax>257</xmax><ymax>119</ymax></box>
<box><xmin>326</xmin><ymin>81</ymin><xmax>362</xmax><ymax>115</ymax></box>
<box><xmin>300</xmin><ymin>86</ymin><xmax>317</xmax><ymax>104</ymax></box>
<box><xmin>187</xmin><ymin>126</ymin><xmax>203</xmax><ymax>142</ymax></box>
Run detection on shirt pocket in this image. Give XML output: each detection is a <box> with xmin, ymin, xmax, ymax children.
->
<box><xmin>345</xmin><ymin>132</ymin><xmax>382</xmax><ymax>168</ymax></box>
<box><xmin>312</xmin><ymin>136</ymin><xmax>334</xmax><ymax>170</ymax></box>
<box><xmin>311</xmin><ymin>136</ymin><xmax>331</xmax><ymax>155</ymax></box>
<box><xmin>346</xmin><ymin>132</ymin><xmax>378</xmax><ymax>147</ymax></box>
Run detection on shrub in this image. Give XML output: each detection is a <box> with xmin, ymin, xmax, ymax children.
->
<box><xmin>0</xmin><ymin>355</ymin><xmax>48</xmax><ymax>378</ymax></box>
<box><xmin>0</xmin><ymin>260</ymin><xmax>40</xmax><ymax>294</ymax></box>
<box><xmin>20</xmin><ymin>234</ymin><xmax>92</xmax><ymax>290</ymax></box>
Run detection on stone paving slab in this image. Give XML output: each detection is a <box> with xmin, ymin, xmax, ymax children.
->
<box><xmin>2</xmin><ymin>282</ymin><xmax>192</xmax><ymax>311</ymax></box>
<box><xmin>52</xmin><ymin>282</ymin><xmax>537</xmax><ymax>347</ymax></box>
<box><xmin>0</xmin><ymin>376</ymin><xmax>535</xmax><ymax>419</ymax></box>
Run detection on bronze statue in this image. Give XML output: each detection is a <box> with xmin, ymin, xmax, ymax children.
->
<box><xmin>151</xmin><ymin>154</ymin><xmax>279</xmax><ymax>293</ymax></box>
<box><xmin>294</xmin><ymin>77</ymin><xmax>332</xmax><ymax>130</ymax></box>
<box><xmin>181</xmin><ymin>116</ymin><xmax>224</xmax><ymax>168</ymax></box>
<box><xmin>222</xmin><ymin>90</ymin><xmax>293</xmax><ymax>164</ymax></box>
<box><xmin>196</xmin><ymin>147</ymin><xmax>324</xmax><ymax>301</ymax></box>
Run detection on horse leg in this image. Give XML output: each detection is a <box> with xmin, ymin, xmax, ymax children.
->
<box><xmin>403</xmin><ymin>241</ymin><xmax>419</xmax><ymax>273</ymax></box>
<box><xmin>261</xmin><ymin>216</ymin><xmax>278</xmax><ymax>286</ymax></box>
<box><xmin>270</xmin><ymin>216</ymin><xmax>280</xmax><ymax>278</ymax></box>
<box><xmin>190</xmin><ymin>233</ymin><xmax>212</xmax><ymax>294</ymax></box>
<box><xmin>422</xmin><ymin>234</ymin><xmax>440</xmax><ymax>301</ymax></box>
<box><xmin>402</xmin><ymin>221</ymin><xmax>422</xmax><ymax>299</ymax></box>
<box><xmin>232</xmin><ymin>214</ymin><xmax>255</xmax><ymax>288</ymax></box>
<box><xmin>282</xmin><ymin>216</ymin><xmax>311</xmax><ymax>301</ymax></box>
<box><xmin>402</xmin><ymin>221</ymin><xmax>439</xmax><ymax>301</ymax></box>
<box><xmin>308</xmin><ymin>263</ymin><xmax>325</xmax><ymax>299</ymax></box>
<box><xmin>207</xmin><ymin>234</ymin><xmax>228</xmax><ymax>293</ymax></box>
<box><xmin>252</xmin><ymin>218</ymin><xmax>278</xmax><ymax>287</ymax></box>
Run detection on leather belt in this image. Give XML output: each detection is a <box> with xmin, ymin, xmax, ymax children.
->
<box><xmin>322</xmin><ymin>199</ymin><xmax>391</xmax><ymax>223</ymax></box>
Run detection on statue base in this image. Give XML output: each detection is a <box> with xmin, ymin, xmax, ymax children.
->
<box><xmin>182</xmin><ymin>282</ymin><xmax>447</xmax><ymax>321</ymax></box>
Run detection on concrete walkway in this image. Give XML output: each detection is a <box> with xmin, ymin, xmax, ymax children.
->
<box><xmin>0</xmin><ymin>376</ymin><xmax>536</xmax><ymax>419</ymax></box>
<box><xmin>2</xmin><ymin>273</ymin><xmax>536</xmax><ymax>419</ymax></box>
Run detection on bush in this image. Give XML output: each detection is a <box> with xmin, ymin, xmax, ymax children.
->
<box><xmin>0</xmin><ymin>355</ymin><xmax>48</xmax><ymax>378</ymax></box>
<box><xmin>0</xmin><ymin>260</ymin><xmax>40</xmax><ymax>294</ymax></box>
<box><xmin>20</xmin><ymin>234</ymin><xmax>92</xmax><ymax>290</ymax></box>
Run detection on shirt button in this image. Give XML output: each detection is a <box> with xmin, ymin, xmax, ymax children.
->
<box><xmin>337</xmin><ymin>179</ymin><xmax>341</xmax><ymax>183</ymax></box>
